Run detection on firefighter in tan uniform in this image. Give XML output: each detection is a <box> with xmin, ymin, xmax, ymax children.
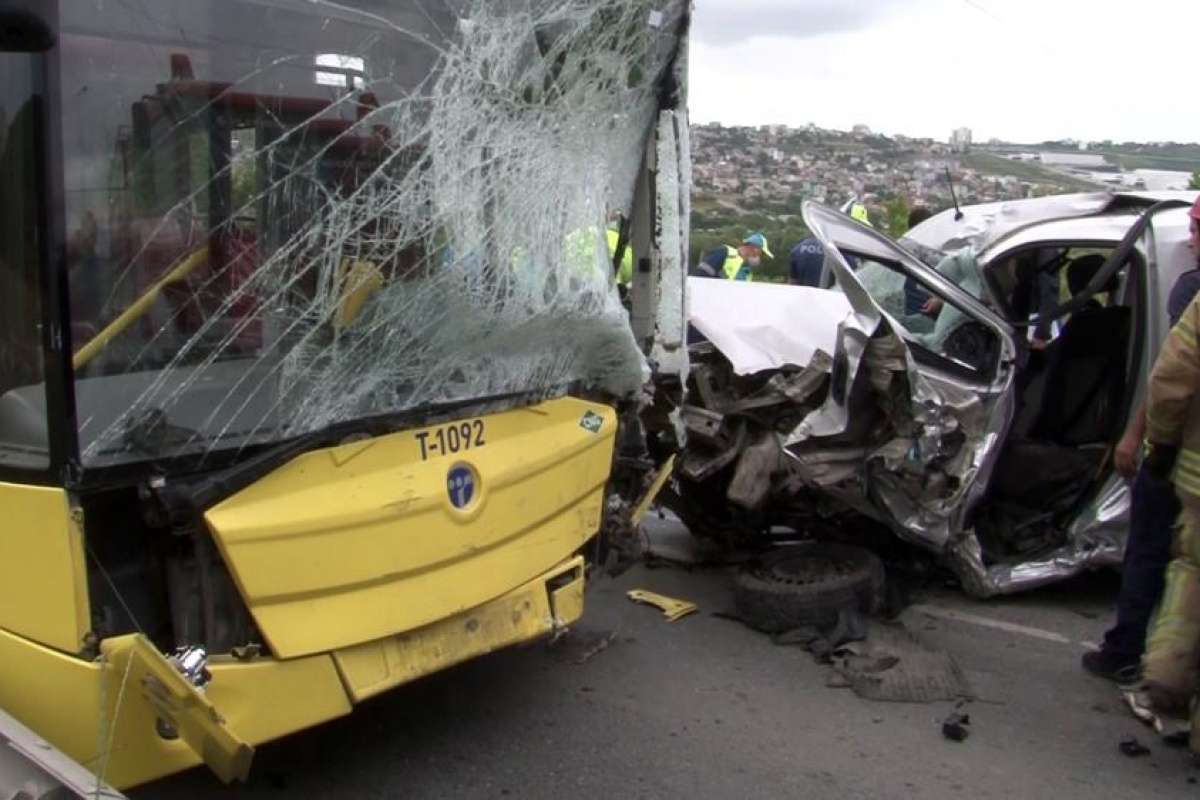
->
<box><xmin>1143</xmin><ymin>197</ymin><xmax>1200</xmax><ymax>743</ymax></box>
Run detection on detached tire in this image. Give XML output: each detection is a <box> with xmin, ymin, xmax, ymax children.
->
<box><xmin>733</xmin><ymin>543</ymin><xmax>885</xmax><ymax>633</ymax></box>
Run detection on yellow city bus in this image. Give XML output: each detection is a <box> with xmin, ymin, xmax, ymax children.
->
<box><xmin>0</xmin><ymin>1</ymin><xmax>689</xmax><ymax>792</ymax></box>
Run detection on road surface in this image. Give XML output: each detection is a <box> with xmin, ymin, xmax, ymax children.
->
<box><xmin>137</xmin><ymin>518</ymin><xmax>1199</xmax><ymax>799</ymax></box>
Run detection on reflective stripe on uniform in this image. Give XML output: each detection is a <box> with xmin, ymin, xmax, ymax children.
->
<box><xmin>609</xmin><ymin>228</ymin><xmax>633</xmax><ymax>286</ymax></box>
<box><xmin>1176</xmin><ymin>449</ymin><xmax>1200</xmax><ymax>497</ymax></box>
<box><xmin>1144</xmin><ymin>506</ymin><xmax>1200</xmax><ymax>698</ymax></box>
<box><xmin>1175</xmin><ymin>321</ymin><xmax>1198</xmax><ymax>350</ymax></box>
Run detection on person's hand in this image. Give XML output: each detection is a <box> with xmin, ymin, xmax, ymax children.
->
<box><xmin>921</xmin><ymin>296</ymin><xmax>943</xmax><ymax>315</ymax></box>
<box><xmin>1114</xmin><ymin>432</ymin><xmax>1140</xmax><ymax>479</ymax></box>
<box><xmin>1029</xmin><ymin>337</ymin><xmax>1049</xmax><ymax>351</ymax></box>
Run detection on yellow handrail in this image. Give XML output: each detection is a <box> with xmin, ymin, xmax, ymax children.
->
<box><xmin>72</xmin><ymin>247</ymin><xmax>209</xmax><ymax>370</ymax></box>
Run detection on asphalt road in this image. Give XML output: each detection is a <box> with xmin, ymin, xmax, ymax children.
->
<box><xmin>137</xmin><ymin>519</ymin><xmax>1200</xmax><ymax>799</ymax></box>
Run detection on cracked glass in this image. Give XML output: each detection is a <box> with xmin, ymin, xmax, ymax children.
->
<box><xmin>56</xmin><ymin>0</ymin><xmax>685</xmax><ymax>467</ymax></box>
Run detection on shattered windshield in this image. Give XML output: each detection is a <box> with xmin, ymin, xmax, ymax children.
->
<box><xmin>54</xmin><ymin>0</ymin><xmax>685</xmax><ymax>467</ymax></box>
<box><xmin>836</xmin><ymin>250</ymin><xmax>1001</xmax><ymax>379</ymax></box>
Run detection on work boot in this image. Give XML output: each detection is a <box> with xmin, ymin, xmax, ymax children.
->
<box><xmin>1081</xmin><ymin>648</ymin><xmax>1140</xmax><ymax>684</ymax></box>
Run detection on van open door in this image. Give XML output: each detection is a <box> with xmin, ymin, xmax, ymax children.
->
<box><xmin>798</xmin><ymin>201</ymin><xmax>1019</xmax><ymax>552</ymax></box>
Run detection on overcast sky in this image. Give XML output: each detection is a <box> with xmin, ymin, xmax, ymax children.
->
<box><xmin>688</xmin><ymin>0</ymin><xmax>1198</xmax><ymax>143</ymax></box>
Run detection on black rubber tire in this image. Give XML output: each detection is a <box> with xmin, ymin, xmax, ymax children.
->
<box><xmin>733</xmin><ymin>543</ymin><xmax>886</xmax><ymax>633</ymax></box>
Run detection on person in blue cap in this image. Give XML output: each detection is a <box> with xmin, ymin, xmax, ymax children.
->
<box><xmin>693</xmin><ymin>232</ymin><xmax>773</xmax><ymax>281</ymax></box>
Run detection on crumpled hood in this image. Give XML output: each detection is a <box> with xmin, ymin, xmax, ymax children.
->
<box><xmin>677</xmin><ymin>205</ymin><xmax>1020</xmax><ymax>595</ymax></box>
<box><xmin>686</xmin><ymin>275</ymin><xmax>996</xmax><ymax>557</ymax></box>
<box><xmin>687</xmin><ymin>278</ymin><xmax>851</xmax><ymax>376</ymax></box>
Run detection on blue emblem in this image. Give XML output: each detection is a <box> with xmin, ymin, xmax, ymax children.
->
<box><xmin>447</xmin><ymin>464</ymin><xmax>477</xmax><ymax>510</ymax></box>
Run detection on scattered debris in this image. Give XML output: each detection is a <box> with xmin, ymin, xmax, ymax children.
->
<box><xmin>1121</xmin><ymin>689</ymin><xmax>1193</xmax><ymax>746</ymax></box>
<box><xmin>1119</xmin><ymin>737</ymin><xmax>1151</xmax><ymax>758</ymax></box>
<box><xmin>771</xmin><ymin>608</ymin><xmax>868</xmax><ymax>663</ymax></box>
<box><xmin>1164</xmin><ymin>729</ymin><xmax>1191</xmax><ymax>748</ymax></box>
<box><xmin>830</xmin><ymin>622</ymin><xmax>971</xmax><ymax>703</ymax></box>
<box><xmin>574</xmin><ymin>632</ymin><xmax>617</xmax><ymax>665</ymax></box>
<box><xmin>627</xmin><ymin>590</ymin><xmax>699</xmax><ymax>622</ymax></box>
<box><xmin>941</xmin><ymin>712</ymin><xmax>970</xmax><ymax>742</ymax></box>
<box><xmin>547</xmin><ymin>629</ymin><xmax>619</xmax><ymax>665</ymax></box>
<box><xmin>1124</xmin><ymin>689</ymin><xmax>1163</xmax><ymax>733</ymax></box>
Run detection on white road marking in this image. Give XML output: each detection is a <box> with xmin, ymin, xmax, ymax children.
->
<box><xmin>910</xmin><ymin>603</ymin><xmax>1099</xmax><ymax>649</ymax></box>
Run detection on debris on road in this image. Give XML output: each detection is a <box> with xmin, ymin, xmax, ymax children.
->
<box><xmin>547</xmin><ymin>629</ymin><xmax>619</xmax><ymax>665</ymax></box>
<box><xmin>722</xmin><ymin>540</ymin><xmax>968</xmax><ymax>703</ymax></box>
<box><xmin>1119</xmin><ymin>689</ymin><xmax>1194</xmax><ymax>749</ymax></box>
<box><xmin>1119</xmin><ymin>737</ymin><xmax>1152</xmax><ymax>758</ymax></box>
<box><xmin>941</xmin><ymin>712</ymin><xmax>971</xmax><ymax>742</ymax></box>
<box><xmin>1163</xmin><ymin>729</ymin><xmax>1191</xmax><ymax>748</ymax></box>
<box><xmin>770</xmin><ymin>608</ymin><xmax>868</xmax><ymax>663</ymax></box>
<box><xmin>627</xmin><ymin>590</ymin><xmax>699</xmax><ymax>622</ymax></box>
<box><xmin>1124</xmin><ymin>689</ymin><xmax>1164</xmax><ymax>733</ymax></box>
<box><xmin>830</xmin><ymin>623</ymin><xmax>971</xmax><ymax>703</ymax></box>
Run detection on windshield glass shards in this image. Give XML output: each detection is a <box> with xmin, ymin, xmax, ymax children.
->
<box><xmin>46</xmin><ymin>0</ymin><xmax>686</xmax><ymax>467</ymax></box>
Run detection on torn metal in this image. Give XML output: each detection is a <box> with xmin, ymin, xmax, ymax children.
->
<box><xmin>681</xmin><ymin>210</ymin><xmax>1010</xmax><ymax>563</ymax></box>
<box><xmin>45</xmin><ymin>0</ymin><xmax>690</xmax><ymax>467</ymax></box>
<box><xmin>671</xmin><ymin>196</ymin><xmax>1200</xmax><ymax>595</ymax></box>
<box><xmin>684</xmin><ymin>276</ymin><xmax>996</xmax><ymax>555</ymax></box>
<box><xmin>946</xmin><ymin>474</ymin><xmax>1128</xmax><ymax>597</ymax></box>
<box><xmin>669</xmin><ymin>197</ymin><xmax>1129</xmax><ymax>597</ymax></box>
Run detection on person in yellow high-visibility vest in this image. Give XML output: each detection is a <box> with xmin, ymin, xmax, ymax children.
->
<box><xmin>609</xmin><ymin>226</ymin><xmax>634</xmax><ymax>288</ymax></box>
<box><xmin>849</xmin><ymin>202</ymin><xmax>871</xmax><ymax>226</ymax></box>
<box><xmin>692</xmin><ymin>232</ymin><xmax>773</xmax><ymax>281</ymax></box>
<box><xmin>558</xmin><ymin>224</ymin><xmax>635</xmax><ymax>290</ymax></box>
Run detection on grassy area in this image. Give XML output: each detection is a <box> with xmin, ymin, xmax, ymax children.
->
<box><xmin>997</xmin><ymin>142</ymin><xmax>1200</xmax><ymax>174</ymax></box>
<box><xmin>1096</xmin><ymin>151</ymin><xmax>1200</xmax><ymax>172</ymax></box>
<box><xmin>962</xmin><ymin>151</ymin><xmax>1101</xmax><ymax>192</ymax></box>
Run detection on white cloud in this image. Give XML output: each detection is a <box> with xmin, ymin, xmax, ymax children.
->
<box><xmin>690</xmin><ymin>0</ymin><xmax>909</xmax><ymax>45</ymax></box>
<box><xmin>688</xmin><ymin>0</ymin><xmax>1199</xmax><ymax>143</ymax></box>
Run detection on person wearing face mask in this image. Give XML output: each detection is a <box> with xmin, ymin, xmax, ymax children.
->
<box><xmin>692</xmin><ymin>231</ymin><xmax>773</xmax><ymax>281</ymax></box>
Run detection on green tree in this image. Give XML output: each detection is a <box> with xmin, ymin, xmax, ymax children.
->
<box><xmin>883</xmin><ymin>195</ymin><xmax>910</xmax><ymax>238</ymax></box>
<box><xmin>1189</xmin><ymin>170</ymin><xmax>1200</xmax><ymax>190</ymax></box>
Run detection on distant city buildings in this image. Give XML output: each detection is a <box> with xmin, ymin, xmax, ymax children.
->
<box><xmin>688</xmin><ymin>121</ymin><xmax>1200</xmax><ymax>242</ymax></box>
<box><xmin>686</xmin><ymin>122</ymin><xmax>1144</xmax><ymax>226</ymax></box>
